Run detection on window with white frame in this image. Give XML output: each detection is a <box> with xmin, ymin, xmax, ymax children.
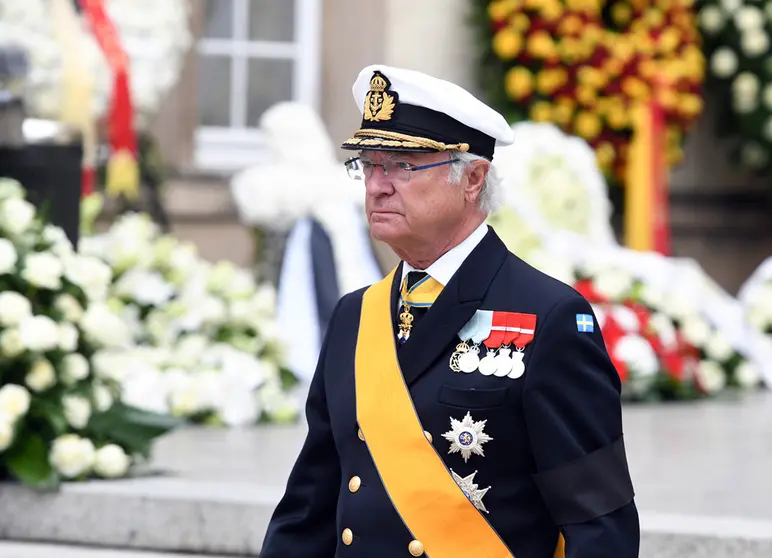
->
<box><xmin>195</xmin><ymin>0</ymin><xmax>321</xmax><ymax>171</ymax></box>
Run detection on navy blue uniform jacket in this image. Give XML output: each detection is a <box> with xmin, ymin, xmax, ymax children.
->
<box><xmin>261</xmin><ymin>227</ymin><xmax>640</xmax><ymax>557</ymax></box>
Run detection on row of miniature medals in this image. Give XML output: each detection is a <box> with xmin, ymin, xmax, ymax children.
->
<box><xmin>449</xmin><ymin>309</ymin><xmax>537</xmax><ymax>379</ymax></box>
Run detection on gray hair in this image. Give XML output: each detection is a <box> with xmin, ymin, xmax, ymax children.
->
<box><xmin>446</xmin><ymin>150</ymin><xmax>501</xmax><ymax>214</ymax></box>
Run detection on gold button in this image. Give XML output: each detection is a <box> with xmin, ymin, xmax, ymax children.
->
<box><xmin>348</xmin><ymin>475</ymin><xmax>361</xmax><ymax>492</ymax></box>
<box><xmin>357</xmin><ymin>428</ymin><xmax>365</xmax><ymax>441</ymax></box>
<box><xmin>408</xmin><ymin>539</ymin><xmax>424</xmax><ymax>556</ymax></box>
<box><xmin>342</xmin><ymin>528</ymin><xmax>353</xmax><ymax>545</ymax></box>
<box><xmin>424</xmin><ymin>431</ymin><xmax>433</xmax><ymax>443</ymax></box>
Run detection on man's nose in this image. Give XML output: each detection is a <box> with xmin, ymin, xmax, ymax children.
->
<box><xmin>364</xmin><ymin>168</ymin><xmax>394</xmax><ymax>195</ymax></box>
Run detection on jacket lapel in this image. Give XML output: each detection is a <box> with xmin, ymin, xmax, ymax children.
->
<box><xmin>396</xmin><ymin>227</ymin><xmax>508</xmax><ymax>387</ymax></box>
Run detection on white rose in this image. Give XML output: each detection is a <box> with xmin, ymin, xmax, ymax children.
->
<box><xmin>93</xmin><ymin>383</ymin><xmax>114</xmax><ymax>412</ymax></box>
<box><xmin>0</xmin><ymin>238</ymin><xmax>18</xmax><ymax>274</ymax></box>
<box><xmin>21</xmin><ymin>252</ymin><xmax>64</xmax><ymax>290</ymax></box>
<box><xmin>25</xmin><ymin>358</ymin><xmax>57</xmax><ymax>392</ymax></box>
<box><xmin>265</xmin><ymin>395</ymin><xmax>299</xmax><ymax>424</ymax></box>
<box><xmin>63</xmin><ymin>395</ymin><xmax>91</xmax><ymax>430</ymax></box>
<box><xmin>0</xmin><ymin>291</ymin><xmax>32</xmax><ymax>326</ymax></box>
<box><xmin>734</xmin><ymin>5</ymin><xmax>764</xmax><ymax>30</ymax></box>
<box><xmin>741</xmin><ymin>141</ymin><xmax>769</xmax><ymax>169</ymax></box>
<box><xmin>609</xmin><ymin>305</ymin><xmax>640</xmax><ymax>332</ymax></box>
<box><xmin>54</xmin><ymin>294</ymin><xmax>84</xmax><ymax>322</ymax></box>
<box><xmin>648</xmin><ymin>313</ymin><xmax>678</xmax><ymax>350</ymax></box>
<box><xmin>765</xmin><ymin>83</ymin><xmax>772</xmax><ymax>111</ymax></box>
<box><xmin>764</xmin><ymin>117</ymin><xmax>772</xmax><ymax>143</ymax></box>
<box><xmin>0</xmin><ymin>178</ymin><xmax>24</xmax><ymax>200</ymax></box>
<box><xmin>733</xmin><ymin>72</ymin><xmax>759</xmax><ymax>96</ymax></box>
<box><xmin>0</xmin><ymin>197</ymin><xmax>36</xmax><ymax>235</ymax></box>
<box><xmin>614</xmin><ymin>334</ymin><xmax>659</xmax><ymax>377</ymax></box>
<box><xmin>91</xmin><ymin>350</ymin><xmax>133</xmax><ymax>383</ymax></box>
<box><xmin>696</xmin><ymin>360</ymin><xmax>726</xmax><ymax>394</ymax></box>
<box><xmin>705</xmin><ymin>330</ymin><xmax>735</xmax><ymax>363</ymax></box>
<box><xmin>734</xmin><ymin>94</ymin><xmax>758</xmax><ymax>114</ymax></box>
<box><xmin>704</xmin><ymin>330</ymin><xmax>735</xmax><ymax>362</ymax></box>
<box><xmin>63</xmin><ymin>254</ymin><xmax>113</xmax><ymax>301</ymax></box>
<box><xmin>0</xmin><ymin>328</ymin><xmax>25</xmax><ymax>358</ymax></box>
<box><xmin>0</xmin><ymin>412</ymin><xmax>14</xmax><ymax>452</ymax></box>
<box><xmin>748</xmin><ymin>305</ymin><xmax>771</xmax><ymax>330</ymax></box>
<box><xmin>168</xmin><ymin>242</ymin><xmax>199</xmax><ymax>280</ymax></box>
<box><xmin>720</xmin><ymin>0</ymin><xmax>740</xmax><ymax>13</ymax></box>
<box><xmin>94</xmin><ymin>444</ymin><xmax>131</xmax><ymax>478</ymax></box>
<box><xmin>0</xmin><ymin>384</ymin><xmax>31</xmax><ymax>421</ymax></box>
<box><xmin>49</xmin><ymin>434</ymin><xmax>95</xmax><ymax>478</ymax></box>
<box><xmin>700</xmin><ymin>5</ymin><xmax>725</xmax><ymax>33</ymax></box>
<box><xmin>680</xmin><ymin>315</ymin><xmax>711</xmax><ymax>348</ymax></box>
<box><xmin>593</xmin><ymin>270</ymin><xmax>633</xmax><ymax>300</ymax></box>
<box><xmin>121</xmin><ymin>366</ymin><xmax>171</xmax><ymax>415</ymax></box>
<box><xmin>18</xmin><ymin>314</ymin><xmax>61</xmax><ymax>352</ymax></box>
<box><xmin>734</xmin><ymin>360</ymin><xmax>760</xmax><ymax>388</ymax></box>
<box><xmin>61</xmin><ymin>353</ymin><xmax>90</xmax><ymax>385</ymax></box>
<box><xmin>710</xmin><ymin>47</ymin><xmax>738</xmax><ymax>78</ymax></box>
<box><xmin>114</xmin><ymin>269</ymin><xmax>175</xmax><ymax>307</ymax></box>
<box><xmin>58</xmin><ymin>323</ymin><xmax>79</xmax><ymax>352</ymax></box>
<box><xmin>639</xmin><ymin>283</ymin><xmax>665</xmax><ymax>310</ymax></box>
<box><xmin>42</xmin><ymin>224</ymin><xmax>74</xmax><ymax>258</ymax></box>
<box><xmin>79</xmin><ymin>304</ymin><xmax>132</xmax><ymax>349</ymax></box>
<box><xmin>741</xmin><ymin>29</ymin><xmax>769</xmax><ymax>57</ymax></box>
<box><xmin>200</xmin><ymin>295</ymin><xmax>227</xmax><ymax>326</ymax></box>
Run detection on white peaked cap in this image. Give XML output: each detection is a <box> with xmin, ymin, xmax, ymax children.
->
<box><xmin>341</xmin><ymin>64</ymin><xmax>514</xmax><ymax>160</ymax></box>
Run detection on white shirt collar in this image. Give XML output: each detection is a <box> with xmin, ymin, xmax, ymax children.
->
<box><xmin>400</xmin><ymin>222</ymin><xmax>489</xmax><ymax>286</ymax></box>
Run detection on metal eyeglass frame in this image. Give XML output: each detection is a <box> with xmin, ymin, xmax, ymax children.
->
<box><xmin>344</xmin><ymin>156</ymin><xmax>459</xmax><ymax>182</ymax></box>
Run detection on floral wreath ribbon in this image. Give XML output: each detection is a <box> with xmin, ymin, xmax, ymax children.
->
<box><xmin>80</xmin><ymin>0</ymin><xmax>140</xmax><ymax>200</ymax></box>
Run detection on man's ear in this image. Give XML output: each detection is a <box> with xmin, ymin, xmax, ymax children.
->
<box><xmin>463</xmin><ymin>160</ymin><xmax>489</xmax><ymax>203</ymax></box>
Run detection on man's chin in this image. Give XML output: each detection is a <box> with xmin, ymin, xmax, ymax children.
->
<box><xmin>368</xmin><ymin>220</ymin><xmax>404</xmax><ymax>243</ymax></box>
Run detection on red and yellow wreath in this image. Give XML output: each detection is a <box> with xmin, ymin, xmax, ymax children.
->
<box><xmin>476</xmin><ymin>0</ymin><xmax>705</xmax><ymax>184</ymax></box>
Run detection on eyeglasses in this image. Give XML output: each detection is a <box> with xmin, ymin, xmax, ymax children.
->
<box><xmin>344</xmin><ymin>157</ymin><xmax>458</xmax><ymax>182</ymax></box>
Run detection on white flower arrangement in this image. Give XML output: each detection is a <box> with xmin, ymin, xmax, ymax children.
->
<box><xmin>738</xmin><ymin>257</ymin><xmax>772</xmax><ymax>363</ymax></box>
<box><xmin>230</xmin><ymin>102</ymin><xmax>365</xmax><ymax>232</ymax></box>
<box><xmin>490</xmin><ymin>121</ymin><xmax>617</xmax><ymax>246</ymax></box>
<box><xmin>0</xmin><ymin>178</ymin><xmax>178</xmax><ymax>487</ymax></box>
<box><xmin>486</xmin><ymin>120</ymin><xmax>770</xmax><ymax>398</ymax></box>
<box><xmin>78</xmin><ymin>212</ymin><xmax>301</xmax><ymax>426</ymax></box>
<box><xmin>0</xmin><ymin>0</ymin><xmax>191</xmax><ymax>126</ymax></box>
<box><xmin>568</xmin><ymin>257</ymin><xmax>763</xmax><ymax>400</ymax></box>
<box><xmin>697</xmin><ymin>0</ymin><xmax>772</xmax><ymax>176</ymax></box>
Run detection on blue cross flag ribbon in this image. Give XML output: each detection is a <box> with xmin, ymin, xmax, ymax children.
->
<box><xmin>576</xmin><ymin>313</ymin><xmax>594</xmax><ymax>333</ymax></box>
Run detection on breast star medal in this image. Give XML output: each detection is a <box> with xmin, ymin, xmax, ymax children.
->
<box><xmin>442</xmin><ymin>412</ymin><xmax>493</xmax><ymax>463</ymax></box>
<box><xmin>450</xmin><ymin>469</ymin><xmax>491</xmax><ymax>513</ymax></box>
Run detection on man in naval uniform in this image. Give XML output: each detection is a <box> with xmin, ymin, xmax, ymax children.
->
<box><xmin>259</xmin><ymin>65</ymin><xmax>640</xmax><ymax>558</ymax></box>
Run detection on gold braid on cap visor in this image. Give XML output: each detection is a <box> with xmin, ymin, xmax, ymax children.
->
<box><xmin>343</xmin><ymin>129</ymin><xmax>470</xmax><ymax>152</ymax></box>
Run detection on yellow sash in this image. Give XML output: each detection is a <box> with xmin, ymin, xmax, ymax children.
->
<box><xmin>355</xmin><ymin>268</ymin><xmax>514</xmax><ymax>557</ymax></box>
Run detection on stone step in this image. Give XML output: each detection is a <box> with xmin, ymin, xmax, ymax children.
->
<box><xmin>0</xmin><ymin>542</ymin><xmax>233</xmax><ymax>558</ymax></box>
<box><xmin>1</xmin><ymin>394</ymin><xmax>771</xmax><ymax>557</ymax></box>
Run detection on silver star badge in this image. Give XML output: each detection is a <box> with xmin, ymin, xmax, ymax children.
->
<box><xmin>451</xmin><ymin>469</ymin><xmax>490</xmax><ymax>513</ymax></box>
<box><xmin>442</xmin><ymin>411</ymin><xmax>493</xmax><ymax>462</ymax></box>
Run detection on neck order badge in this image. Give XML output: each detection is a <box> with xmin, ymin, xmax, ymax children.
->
<box><xmin>355</xmin><ymin>267</ymin><xmax>515</xmax><ymax>557</ymax></box>
<box><xmin>397</xmin><ymin>273</ymin><xmax>443</xmax><ymax>343</ymax></box>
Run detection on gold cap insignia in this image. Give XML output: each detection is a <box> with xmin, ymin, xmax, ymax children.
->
<box><xmin>364</xmin><ymin>71</ymin><xmax>397</xmax><ymax>122</ymax></box>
